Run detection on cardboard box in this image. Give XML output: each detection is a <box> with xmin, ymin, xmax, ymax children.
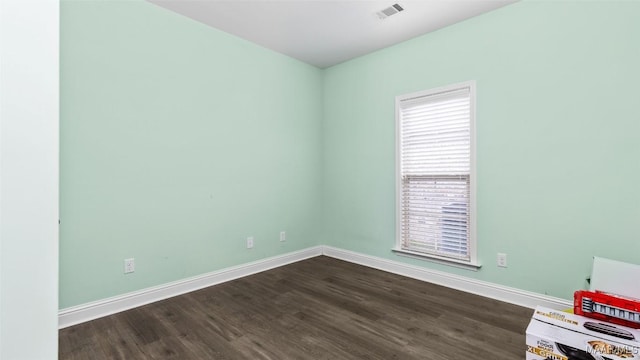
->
<box><xmin>590</xmin><ymin>257</ymin><xmax>640</xmax><ymax>300</ymax></box>
<box><xmin>526</xmin><ymin>306</ymin><xmax>640</xmax><ymax>360</ymax></box>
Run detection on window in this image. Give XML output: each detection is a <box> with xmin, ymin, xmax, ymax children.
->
<box><xmin>395</xmin><ymin>81</ymin><xmax>478</xmax><ymax>268</ymax></box>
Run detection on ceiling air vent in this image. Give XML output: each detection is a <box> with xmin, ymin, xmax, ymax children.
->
<box><xmin>377</xmin><ymin>3</ymin><xmax>404</xmax><ymax>20</ymax></box>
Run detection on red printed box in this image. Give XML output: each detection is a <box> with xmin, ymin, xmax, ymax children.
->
<box><xmin>574</xmin><ymin>290</ymin><xmax>640</xmax><ymax>329</ymax></box>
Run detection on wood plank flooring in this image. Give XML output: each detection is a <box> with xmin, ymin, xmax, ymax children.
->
<box><xmin>59</xmin><ymin>256</ymin><xmax>532</xmax><ymax>359</ymax></box>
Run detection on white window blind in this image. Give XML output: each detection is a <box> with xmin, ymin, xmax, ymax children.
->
<box><xmin>396</xmin><ymin>82</ymin><xmax>475</xmax><ymax>264</ymax></box>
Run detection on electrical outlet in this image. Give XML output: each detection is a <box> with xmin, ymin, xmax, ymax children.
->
<box><xmin>280</xmin><ymin>231</ymin><xmax>286</xmax><ymax>242</ymax></box>
<box><xmin>247</xmin><ymin>236</ymin><xmax>254</xmax><ymax>249</ymax></box>
<box><xmin>124</xmin><ymin>258</ymin><xmax>135</xmax><ymax>274</ymax></box>
<box><xmin>497</xmin><ymin>253</ymin><xmax>507</xmax><ymax>268</ymax></box>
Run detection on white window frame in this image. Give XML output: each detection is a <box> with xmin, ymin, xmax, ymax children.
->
<box><xmin>394</xmin><ymin>81</ymin><xmax>479</xmax><ymax>270</ymax></box>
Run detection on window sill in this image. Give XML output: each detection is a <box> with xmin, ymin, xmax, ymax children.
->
<box><xmin>391</xmin><ymin>248</ymin><xmax>482</xmax><ymax>271</ymax></box>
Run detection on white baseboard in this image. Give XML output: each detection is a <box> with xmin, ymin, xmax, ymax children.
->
<box><xmin>58</xmin><ymin>246</ymin><xmax>324</xmax><ymax>329</ymax></box>
<box><xmin>59</xmin><ymin>245</ymin><xmax>572</xmax><ymax>328</ymax></box>
<box><xmin>322</xmin><ymin>246</ymin><xmax>572</xmax><ymax>310</ymax></box>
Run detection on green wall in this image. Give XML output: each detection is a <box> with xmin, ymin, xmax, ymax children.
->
<box><xmin>60</xmin><ymin>0</ymin><xmax>323</xmax><ymax>308</ymax></box>
<box><xmin>61</xmin><ymin>0</ymin><xmax>640</xmax><ymax>309</ymax></box>
<box><xmin>322</xmin><ymin>1</ymin><xmax>640</xmax><ymax>300</ymax></box>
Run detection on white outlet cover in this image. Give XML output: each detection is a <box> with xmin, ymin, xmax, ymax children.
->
<box><xmin>497</xmin><ymin>253</ymin><xmax>507</xmax><ymax>268</ymax></box>
<box><xmin>124</xmin><ymin>258</ymin><xmax>135</xmax><ymax>273</ymax></box>
<box><xmin>247</xmin><ymin>236</ymin><xmax>254</xmax><ymax>249</ymax></box>
<box><xmin>280</xmin><ymin>231</ymin><xmax>286</xmax><ymax>242</ymax></box>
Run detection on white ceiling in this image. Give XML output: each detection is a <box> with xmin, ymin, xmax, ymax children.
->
<box><xmin>149</xmin><ymin>0</ymin><xmax>517</xmax><ymax>68</ymax></box>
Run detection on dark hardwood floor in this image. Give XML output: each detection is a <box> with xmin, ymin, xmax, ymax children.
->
<box><xmin>59</xmin><ymin>256</ymin><xmax>532</xmax><ymax>359</ymax></box>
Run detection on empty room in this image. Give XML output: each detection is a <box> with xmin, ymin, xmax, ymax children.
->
<box><xmin>2</xmin><ymin>0</ymin><xmax>639</xmax><ymax>359</ymax></box>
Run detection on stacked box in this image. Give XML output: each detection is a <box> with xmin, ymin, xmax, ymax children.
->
<box><xmin>574</xmin><ymin>290</ymin><xmax>640</xmax><ymax>329</ymax></box>
<box><xmin>526</xmin><ymin>306</ymin><xmax>640</xmax><ymax>360</ymax></box>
